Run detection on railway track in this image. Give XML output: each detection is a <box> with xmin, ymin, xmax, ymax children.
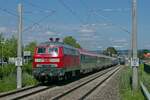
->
<box><xmin>0</xmin><ymin>84</ymin><xmax>54</xmax><ymax>100</ymax></box>
<box><xmin>0</xmin><ymin>65</ymin><xmax>121</xmax><ymax>100</ymax></box>
<box><xmin>18</xmin><ymin>66</ymin><xmax>121</xmax><ymax>100</ymax></box>
<box><xmin>50</xmin><ymin>66</ymin><xmax>121</xmax><ymax>100</ymax></box>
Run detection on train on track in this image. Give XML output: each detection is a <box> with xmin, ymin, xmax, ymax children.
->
<box><xmin>32</xmin><ymin>38</ymin><xmax>118</xmax><ymax>82</ymax></box>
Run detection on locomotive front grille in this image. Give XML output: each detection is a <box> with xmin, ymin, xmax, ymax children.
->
<box><xmin>33</xmin><ymin>64</ymin><xmax>65</xmax><ymax>78</ymax></box>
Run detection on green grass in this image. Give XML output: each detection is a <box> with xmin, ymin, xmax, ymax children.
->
<box><xmin>0</xmin><ymin>74</ymin><xmax>16</xmax><ymax>92</ymax></box>
<box><xmin>119</xmin><ymin>66</ymin><xmax>145</xmax><ymax>100</ymax></box>
<box><xmin>141</xmin><ymin>64</ymin><xmax>150</xmax><ymax>92</ymax></box>
<box><xmin>0</xmin><ymin>72</ymin><xmax>38</xmax><ymax>93</ymax></box>
<box><xmin>0</xmin><ymin>63</ymin><xmax>38</xmax><ymax>93</ymax></box>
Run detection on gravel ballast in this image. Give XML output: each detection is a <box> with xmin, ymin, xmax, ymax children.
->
<box><xmin>84</xmin><ymin>66</ymin><xmax>123</xmax><ymax>100</ymax></box>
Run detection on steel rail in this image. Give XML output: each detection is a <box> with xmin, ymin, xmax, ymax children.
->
<box><xmin>140</xmin><ymin>81</ymin><xmax>150</xmax><ymax>100</ymax></box>
<box><xmin>80</xmin><ymin>66</ymin><xmax>120</xmax><ymax>100</ymax></box>
<box><xmin>0</xmin><ymin>84</ymin><xmax>54</xmax><ymax>100</ymax></box>
<box><xmin>51</xmin><ymin>66</ymin><xmax>120</xmax><ymax>100</ymax></box>
<box><xmin>0</xmin><ymin>84</ymin><xmax>40</xmax><ymax>97</ymax></box>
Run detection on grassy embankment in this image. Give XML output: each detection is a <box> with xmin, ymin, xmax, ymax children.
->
<box><xmin>141</xmin><ymin>63</ymin><xmax>150</xmax><ymax>91</ymax></box>
<box><xmin>0</xmin><ymin>63</ymin><xmax>38</xmax><ymax>93</ymax></box>
<box><xmin>119</xmin><ymin>64</ymin><xmax>146</xmax><ymax>100</ymax></box>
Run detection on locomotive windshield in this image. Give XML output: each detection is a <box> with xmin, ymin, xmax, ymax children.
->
<box><xmin>37</xmin><ymin>47</ymin><xmax>46</xmax><ymax>54</ymax></box>
<box><xmin>48</xmin><ymin>47</ymin><xmax>58</xmax><ymax>57</ymax></box>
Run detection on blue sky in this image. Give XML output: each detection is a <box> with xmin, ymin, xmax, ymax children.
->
<box><xmin>0</xmin><ymin>0</ymin><xmax>149</xmax><ymax>50</ymax></box>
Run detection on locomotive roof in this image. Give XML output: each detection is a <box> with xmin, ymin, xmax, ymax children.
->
<box><xmin>38</xmin><ymin>41</ymin><xmax>116</xmax><ymax>60</ymax></box>
<box><xmin>38</xmin><ymin>41</ymin><xmax>77</xmax><ymax>50</ymax></box>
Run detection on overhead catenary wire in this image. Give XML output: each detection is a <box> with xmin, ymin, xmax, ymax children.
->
<box><xmin>22</xmin><ymin>1</ymin><xmax>56</xmax><ymax>33</ymax></box>
<box><xmin>0</xmin><ymin>7</ymin><xmax>18</xmax><ymax>17</ymax></box>
<box><xmin>80</xmin><ymin>0</ymin><xmax>92</xmax><ymax>25</ymax></box>
<box><xmin>0</xmin><ymin>3</ymin><xmax>56</xmax><ymax>33</ymax></box>
<box><xmin>80</xmin><ymin>0</ymin><xmax>130</xmax><ymax>34</ymax></box>
<box><xmin>94</xmin><ymin>11</ymin><xmax>130</xmax><ymax>34</ymax></box>
<box><xmin>23</xmin><ymin>10</ymin><xmax>55</xmax><ymax>32</ymax></box>
<box><xmin>23</xmin><ymin>0</ymin><xmax>55</xmax><ymax>13</ymax></box>
<box><xmin>57</xmin><ymin>0</ymin><xmax>85</xmax><ymax>24</ymax></box>
<box><xmin>0</xmin><ymin>7</ymin><xmax>44</xmax><ymax>28</ymax></box>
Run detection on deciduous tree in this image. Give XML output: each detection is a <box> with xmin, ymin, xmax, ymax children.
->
<box><xmin>63</xmin><ymin>36</ymin><xmax>81</xmax><ymax>48</ymax></box>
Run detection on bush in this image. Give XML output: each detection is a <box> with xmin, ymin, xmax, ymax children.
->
<box><xmin>0</xmin><ymin>74</ymin><xmax>16</xmax><ymax>92</ymax></box>
<box><xmin>0</xmin><ymin>63</ymin><xmax>38</xmax><ymax>93</ymax></box>
<box><xmin>0</xmin><ymin>64</ymin><xmax>15</xmax><ymax>79</ymax></box>
<box><xmin>22</xmin><ymin>62</ymin><xmax>32</xmax><ymax>75</ymax></box>
<box><xmin>22</xmin><ymin>72</ymin><xmax>38</xmax><ymax>87</ymax></box>
<box><xmin>0</xmin><ymin>72</ymin><xmax>38</xmax><ymax>93</ymax></box>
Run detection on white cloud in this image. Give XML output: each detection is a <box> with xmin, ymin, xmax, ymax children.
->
<box><xmin>0</xmin><ymin>26</ymin><xmax>17</xmax><ymax>38</ymax></box>
<box><xmin>97</xmin><ymin>46</ymin><xmax>102</xmax><ymax>49</ymax></box>
<box><xmin>0</xmin><ymin>27</ymin><xmax>7</xmax><ymax>33</ymax></box>
<box><xmin>144</xmin><ymin>44</ymin><xmax>150</xmax><ymax>48</ymax></box>
<box><xmin>110</xmin><ymin>38</ymin><xmax>127</xmax><ymax>43</ymax></box>
<box><xmin>80</xmin><ymin>24</ymin><xmax>97</xmax><ymax>27</ymax></box>
<box><xmin>79</xmin><ymin>28</ymin><xmax>95</xmax><ymax>33</ymax></box>
<box><xmin>44</xmin><ymin>10</ymin><xmax>55</xmax><ymax>13</ymax></box>
<box><xmin>113</xmin><ymin>39</ymin><xmax>127</xmax><ymax>43</ymax></box>
<box><xmin>45</xmin><ymin>31</ymin><xmax>57</xmax><ymax>35</ymax></box>
<box><xmin>100</xmin><ymin>8</ymin><xmax>130</xmax><ymax>12</ymax></box>
<box><xmin>113</xmin><ymin>45</ymin><xmax>124</xmax><ymax>48</ymax></box>
<box><xmin>102</xmin><ymin>8</ymin><xmax>114</xmax><ymax>12</ymax></box>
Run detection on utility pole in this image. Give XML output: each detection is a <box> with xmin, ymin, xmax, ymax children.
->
<box><xmin>131</xmin><ymin>0</ymin><xmax>139</xmax><ymax>91</ymax></box>
<box><xmin>1</xmin><ymin>41</ymin><xmax>5</xmax><ymax>67</ymax></box>
<box><xmin>16</xmin><ymin>3</ymin><xmax>23</xmax><ymax>89</ymax></box>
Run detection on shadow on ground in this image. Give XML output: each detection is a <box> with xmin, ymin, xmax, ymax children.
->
<box><xmin>144</xmin><ymin>64</ymin><xmax>150</xmax><ymax>74</ymax></box>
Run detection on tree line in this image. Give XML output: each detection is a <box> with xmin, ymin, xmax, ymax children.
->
<box><xmin>0</xmin><ymin>34</ymin><xmax>118</xmax><ymax>62</ymax></box>
<box><xmin>1</xmin><ymin>33</ymin><xmax>148</xmax><ymax>62</ymax></box>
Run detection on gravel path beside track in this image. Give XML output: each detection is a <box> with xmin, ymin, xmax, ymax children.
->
<box><xmin>84</xmin><ymin>66</ymin><xmax>123</xmax><ymax>100</ymax></box>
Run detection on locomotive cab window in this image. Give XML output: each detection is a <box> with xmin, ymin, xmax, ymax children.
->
<box><xmin>37</xmin><ymin>47</ymin><xmax>46</xmax><ymax>54</ymax></box>
<box><xmin>48</xmin><ymin>47</ymin><xmax>58</xmax><ymax>57</ymax></box>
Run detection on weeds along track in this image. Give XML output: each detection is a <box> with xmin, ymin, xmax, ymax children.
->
<box><xmin>0</xmin><ymin>84</ymin><xmax>54</xmax><ymax>100</ymax></box>
<box><xmin>51</xmin><ymin>66</ymin><xmax>121</xmax><ymax>100</ymax></box>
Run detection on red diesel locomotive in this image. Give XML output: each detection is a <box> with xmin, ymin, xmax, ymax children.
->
<box><xmin>32</xmin><ymin>38</ymin><xmax>118</xmax><ymax>82</ymax></box>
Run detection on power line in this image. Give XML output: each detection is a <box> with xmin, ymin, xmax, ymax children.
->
<box><xmin>23</xmin><ymin>1</ymin><xmax>54</xmax><ymax>12</ymax></box>
<box><xmin>23</xmin><ymin>1</ymin><xmax>55</xmax><ymax>14</ymax></box>
<box><xmin>0</xmin><ymin>7</ymin><xmax>18</xmax><ymax>17</ymax></box>
<box><xmin>0</xmin><ymin>7</ymin><xmax>43</xmax><ymax>31</ymax></box>
<box><xmin>93</xmin><ymin>11</ymin><xmax>130</xmax><ymax>34</ymax></box>
<box><xmin>80</xmin><ymin>0</ymin><xmax>130</xmax><ymax>34</ymax></box>
<box><xmin>21</xmin><ymin>1</ymin><xmax>56</xmax><ymax>32</ymax></box>
<box><xmin>23</xmin><ymin>10</ymin><xmax>55</xmax><ymax>32</ymax></box>
<box><xmin>0</xmin><ymin>5</ymin><xmax>55</xmax><ymax>33</ymax></box>
<box><xmin>57</xmin><ymin>0</ymin><xmax>84</xmax><ymax>24</ymax></box>
<box><xmin>0</xmin><ymin>7</ymin><xmax>40</xmax><ymax>24</ymax></box>
<box><xmin>80</xmin><ymin>0</ymin><xmax>91</xmax><ymax>24</ymax></box>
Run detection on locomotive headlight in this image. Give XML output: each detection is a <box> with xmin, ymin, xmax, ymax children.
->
<box><xmin>35</xmin><ymin>58</ymin><xmax>44</xmax><ymax>62</ymax></box>
<box><xmin>36</xmin><ymin>64</ymin><xmax>41</xmax><ymax>67</ymax></box>
<box><xmin>50</xmin><ymin>58</ymin><xmax>60</xmax><ymax>62</ymax></box>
